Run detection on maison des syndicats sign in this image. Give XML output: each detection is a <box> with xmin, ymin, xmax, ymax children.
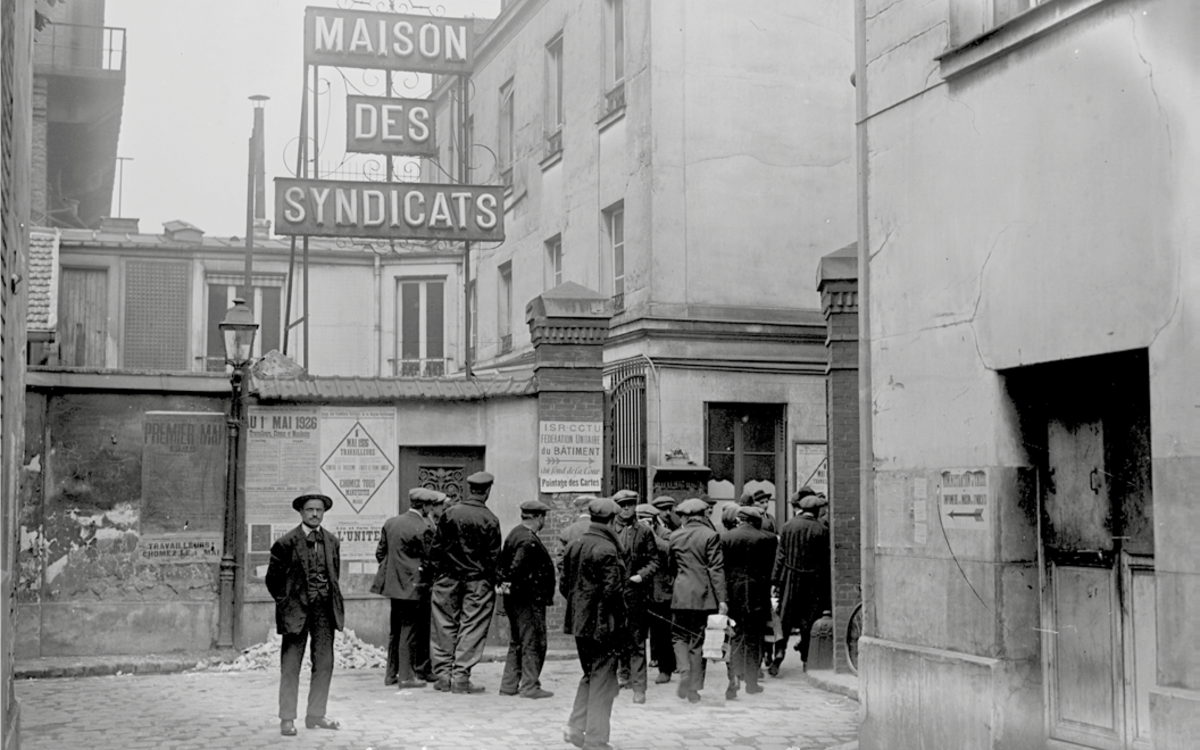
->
<box><xmin>305</xmin><ymin>6</ymin><xmax>474</xmax><ymax>74</ymax></box>
<box><xmin>274</xmin><ymin>178</ymin><xmax>504</xmax><ymax>242</ymax></box>
<box><xmin>346</xmin><ymin>95</ymin><xmax>436</xmax><ymax>157</ymax></box>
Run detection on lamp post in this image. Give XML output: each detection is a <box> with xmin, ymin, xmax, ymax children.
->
<box><xmin>217</xmin><ymin>298</ymin><xmax>258</xmax><ymax>649</ymax></box>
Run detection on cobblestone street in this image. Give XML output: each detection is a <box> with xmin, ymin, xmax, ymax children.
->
<box><xmin>16</xmin><ymin>659</ymin><xmax>859</xmax><ymax>750</ymax></box>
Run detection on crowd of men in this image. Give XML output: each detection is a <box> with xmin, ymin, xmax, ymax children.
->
<box><xmin>265</xmin><ymin>473</ymin><xmax>831</xmax><ymax>750</ymax></box>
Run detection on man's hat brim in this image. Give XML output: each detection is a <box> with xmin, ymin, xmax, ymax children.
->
<box><xmin>293</xmin><ymin>493</ymin><xmax>333</xmax><ymax>511</ymax></box>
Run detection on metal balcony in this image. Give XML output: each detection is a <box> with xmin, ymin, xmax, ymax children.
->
<box><xmin>35</xmin><ymin>23</ymin><xmax>126</xmax><ymax>76</ymax></box>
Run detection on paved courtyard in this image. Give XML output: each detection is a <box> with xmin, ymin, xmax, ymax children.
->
<box><xmin>16</xmin><ymin>658</ymin><xmax>859</xmax><ymax>750</ymax></box>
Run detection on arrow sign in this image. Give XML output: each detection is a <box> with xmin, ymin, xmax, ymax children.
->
<box><xmin>948</xmin><ymin>509</ymin><xmax>984</xmax><ymax>521</ymax></box>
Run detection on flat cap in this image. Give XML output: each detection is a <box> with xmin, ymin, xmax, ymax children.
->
<box><xmin>520</xmin><ymin>499</ymin><xmax>551</xmax><ymax>514</ymax></box>
<box><xmin>408</xmin><ymin>487</ymin><xmax>438</xmax><ymax>504</ymax></box>
<box><xmin>587</xmin><ymin>497</ymin><xmax>621</xmax><ymax>519</ymax></box>
<box><xmin>736</xmin><ymin>505</ymin><xmax>764</xmax><ymax>520</ymax></box>
<box><xmin>701</xmin><ymin>495</ymin><xmax>718</xmax><ymax>506</ymax></box>
<box><xmin>676</xmin><ymin>498</ymin><xmax>709</xmax><ymax>516</ymax></box>
<box><xmin>799</xmin><ymin>493</ymin><xmax>829</xmax><ymax>511</ymax></box>
<box><xmin>738</xmin><ymin>489</ymin><xmax>757</xmax><ymax>506</ymax></box>
<box><xmin>651</xmin><ymin>495</ymin><xmax>678</xmax><ymax>510</ymax></box>
<box><xmin>635</xmin><ymin>503</ymin><xmax>659</xmax><ymax>518</ymax></box>
<box><xmin>792</xmin><ymin>485</ymin><xmax>818</xmax><ymax>505</ymax></box>
<box><xmin>573</xmin><ymin>494</ymin><xmax>599</xmax><ymax>510</ymax></box>
<box><xmin>612</xmin><ymin>489</ymin><xmax>640</xmax><ymax>505</ymax></box>
<box><xmin>467</xmin><ymin>471</ymin><xmax>494</xmax><ymax>487</ymax></box>
<box><xmin>292</xmin><ymin>487</ymin><xmax>333</xmax><ymax>511</ymax></box>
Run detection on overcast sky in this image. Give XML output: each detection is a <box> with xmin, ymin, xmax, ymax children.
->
<box><xmin>106</xmin><ymin>0</ymin><xmax>501</xmax><ymax>238</ymax></box>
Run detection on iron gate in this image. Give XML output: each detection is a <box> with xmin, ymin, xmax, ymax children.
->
<box><xmin>605</xmin><ymin>362</ymin><xmax>647</xmax><ymax>498</ymax></box>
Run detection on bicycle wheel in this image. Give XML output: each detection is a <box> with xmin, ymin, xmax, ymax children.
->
<box><xmin>845</xmin><ymin>602</ymin><xmax>863</xmax><ymax>675</ymax></box>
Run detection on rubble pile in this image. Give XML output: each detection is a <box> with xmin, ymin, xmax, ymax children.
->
<box><xmin>194</xmin><ymin>629</ymin><xmax>387</xmax><ymax>672</ymax></box>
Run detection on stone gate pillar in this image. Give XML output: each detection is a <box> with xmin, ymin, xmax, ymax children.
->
<box><xmin>525</xmin><ymin>282</ymin><xmax>612</xmax><ymax>642</ymax></box>
<box><xmin>818</xmin><ymin>244</ymin><xmax>860</xmax><ymax>673</ymax></box>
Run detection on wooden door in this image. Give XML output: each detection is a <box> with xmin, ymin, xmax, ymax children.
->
<box><xmin>58</xmin><ymin>267</ymin><xmax>108</xmax><ymax>366</ymax></box>
<box><xmin>397</xmin><ymin>446</ymin><xmax>485</xmax><ymax>512</ymax></box>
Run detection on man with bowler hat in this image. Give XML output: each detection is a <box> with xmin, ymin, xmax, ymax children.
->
<box><xmin>611</xmin><ymin>489</ymin><xmax>659</xmax><ymax>703</ymax></box>
<box><xmin>266</xmin><ymin>487</ymin><xmax>345</xmax><ymax>736</ymax></box>
<box><xmin>428</xmin><ymin>471</ymin><xmax>501</xmax><ymax>693</ymax></box>
<box><xmin>371</xmin><ymin>487</ymin><xmax>438</xmax><ymax>689</ymax></box>
<box><xmin>561</xmin><ymin>497</ymin><xmax>627</xmax><ymax>750</ymax></box>
<box><xmin>668</xmin><ymin>497</ymin><xmax>728</xmax><ymax>703</ymax></box>
<box><xmin>498</xmin><ymin>499</ymin><xmax>556</xmax><ymax>699</ymax></box>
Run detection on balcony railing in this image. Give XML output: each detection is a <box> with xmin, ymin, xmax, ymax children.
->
<box><xmin>391</xmin><ymin>358</ymin><xmax>448</xmax><ymax>377</ymax></box>
<box><xmin>499</xmin><ymin>334</ymin><xmax>513</xmax><ymax>354</ymax></box>
<box><xmin>604</xmin><ymin>83</ymin><xmax>626</xmax><ymax>116</ymax></box>
<box><xmin>35</xmin><ymin>23</ymin><xmax>126</xmax><ymax>74</ymax></box>
<box><xmin>612</xmin><ymin>292</ymin><xmax>625</xmax><ymax>313</ymax></box>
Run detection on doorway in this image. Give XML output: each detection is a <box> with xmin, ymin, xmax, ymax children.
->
<box><xmin>397</xmin><ymin>446</ymin><xmax>485</xmax><ymax>512</ymax></box>
<box><xmin>1008</xmin><ymin>350</ymin><xmax>1154</xmax><ymax>750</ymax></box>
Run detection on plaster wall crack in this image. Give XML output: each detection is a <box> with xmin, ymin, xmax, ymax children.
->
<box><xmin>1129</xmin><ymin>9</ymin><xmax>1173</xmax><ymax>160</ymax></box>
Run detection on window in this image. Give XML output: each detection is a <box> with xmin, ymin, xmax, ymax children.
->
<box><xmin>545</xmin><ymin>235</ymin><xmax>563</xmax><ymax>289</ymax></box>
<box><xmin>394</xmin><ymin>278</ymin><xmax>445</xmax><ymax>377</ymax></box>
<box><xmin>604</xmin><ymin>204</ymin><xmax>625</xmax><ymax>310</ymax></box>
<box><xmin>942</xmin><ymin>0</ymin><xmax>1093</xmax><ymax>79</ymax></box>
<box><xmin>499</xmin><ymin>79</ymin><xmax>514</xmax><ymax>184</ymax></box>
<box><xmin>604</xmin><ymin>0</ymin><xmax>624</xmax><ymax>89</ymax></box>
<box><xmin>205</xmin><ymin>275</ymin><xmax>283</xmax><ymax>372</ymax></box>
<box><xmin>545</xmin><ymin>35</ymin><xmax>564</xmax><ymax>133</ymax></box>
<box><xmin>497</xmin><ymin>261</ymin><xmax>513</xmax><ymax>353</ymax></box>
<box><xmin>705</xmin><ymin>403</ymin><xmax>785</xmax><ymax>502</ymax></box>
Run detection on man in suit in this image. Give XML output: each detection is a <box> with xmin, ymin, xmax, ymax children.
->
<box><xmin>668</xmin><ymin>497</ymin><xmax>728</xmax><ymax>703</ymax></box>
<box><xmin>611</xmin><ymin>489</ymin><xmax>659</xmax><ymax>704</ymax></box>
<box><xmin>266</xmin><ymin>488</ymin><xmax>345</xmax><ymax>736</ymax></box>
<box><xmin>721</xmin><ymin>506</ymin><xmax>776</xmax><ymax>699</ymax></box>
<box><xmin>770</xmin><ymin>486</ymin><xmax>830</xmax><ymax>675</ymax></box>
<box><xmin>556</xmin><ymin>494</ymin><xmax>597</xmax><ymax>576</ymax></box>
<box><xmin>498</xmin><ymin>499</ymin><xmax>556</xmax><ymax>699</ymax></box>
<box><xmin>428</xmin><ymin>471</ymin><xmax>502</xmax><ymax>694</ymax></box>
<box><xmin>371</xmin><ymin>487</ymin><xmax>438</xmax><ymax>689</ymax></box>
<box><xmin>561</xmin><ymin>497</ymin><xmax>626</xmax><ymax>750</ymax></box>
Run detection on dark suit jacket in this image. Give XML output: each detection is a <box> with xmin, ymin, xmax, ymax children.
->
<box><xmin>429</xmin><ymin>496</ymin><xmax>500</xmax><ymax>583</ymax></box>
<box><xmin>721</xmin><ymin>522</ymin><xmax>777</xmax><ymax>633</ymax></box>
<box><xmin>266</xmin><ymin>524</ymin><xmax>345</xmax><ymax>635</ymax></box>
<box><xmin>499</xmin><ymin>524</ymin><xmax>555</xmax><ymax>606</ymax></box>
<box><xmin>371</xmin><ymin>510</ymin><xmax>431</xmax><ymax>601</ymax></box>
<box><xmin>668</xmin><ymin>518</ymin><xmax>728</xmax><ymax>611</ymax></box>
<box><xmin>560</xmin><ymin>523</ymin><xmax>626</xmax><ymax>643</ymax></box>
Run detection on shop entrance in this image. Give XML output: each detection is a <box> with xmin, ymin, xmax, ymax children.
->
<box><xmin>1010</xmin><ymin>350</ymin><xmax>1154</xmax><ymax>750</ymax></box>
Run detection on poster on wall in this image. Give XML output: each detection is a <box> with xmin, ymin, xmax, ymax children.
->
<box><xmin>139</xmin><ymin>411</ymin><xmax>226</xmax><ymax>563</ymax></box>
<box><xmin>938</xmin><ymin>468</ymin><xmax>989</xmax><ymax>530</ymax></box>
<box><xmin>246</xmin><ymin>406</ymin><xmax>397</xmax><ymax>571</ymax></box>
<box><xmin>794</xmin><ymin>443</ymin><xmax>828</xmax><ymax>496</ymax></box>
<box><xmin>539</xmin><ymin>421</ymin><xmax>603</xmax><ymax>493</ymax></box>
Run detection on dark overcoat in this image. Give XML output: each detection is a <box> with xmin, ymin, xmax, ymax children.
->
<box><xmin>429</xmin><ymin>496</ymin><xmax>500</xmax><ymax>583</ymax></box>
<box><xmin>772</xmin><ymin>512</ymin><xmax>830</xmax><ymax>622</ymax></box>
<box><xmin>560</xmin><ymin>523</ymin><xmax>627</xmax><ymax>643</ymax></box>
<box><xmin>720</xmin><ymin>522</ymin><xmax>777</xmax><ymax>634</ymax></box>
<box><xmin>667</xmin><ymin>518</ymin><xmax>727</xmax><ymax>611</ymax></box>
<box><xmin>370</xmin><ymin>510</ymin><xmax>430</xmax><ymax>600</ymax></box>
<box><xmin>500</xmin><ymin>523</ymin><xmax>556</xmax><ymax>606</ymax></box>
<box><xmin>266</xmin><ymin>524</ymin><xmax>346</xmax><ymax>635</ymax></box>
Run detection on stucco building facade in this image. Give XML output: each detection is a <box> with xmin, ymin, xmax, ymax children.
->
<box><xmin>856</xmin><ymin>1</ymin><xmax>1198</xmax><ymax>748</ymax></box>
<box><xmin>432</xmin><ymin>0</ymin><xmax>856</xmax><ymax>510</ymax></box>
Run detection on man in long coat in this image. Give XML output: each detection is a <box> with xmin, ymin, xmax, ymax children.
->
<box><xmin>721</xmin><ymin>506</ymin><xmax>776</xmax><ymax>698</ymax></box>
<box><xmin>667</xmin><ymin>497</ymin><xmax>728</xmax><ymax>703</ymax></box>
<box><xmin>428</xmin><ymin>471</ymin><xmax>502</xmax><ymax>693</ymax></box>
<box><xmin>561</xmin><ymin>497</ymin><xmax>626</xmax><ymax>750</ymax></box>
<box><xmin>266</xmin><ymin>488</ymin><xmax>345</xmax><ymax>736</ymax></box>
<box><xmin>611</xmin><ymin>489</ymin><xmax>659</xmax><ymax>703</ymax></box>
<box><xmin>648</xmin><ymin>496</ymin><xmax>679</xmax><ymax>684</ymax></box>
<box><xmin>498</xmin><ymin>500</ymin><xmax>556</xmax><ymax>699</ymax></box>
<box><xmin>769</xmin><ymin>486</ymin><xmax>830</xmax><ymax>675</ymax></box>
<box><xmin>371</xmin><ymin>487</ymin><xmax>437</xmax><ymax>688</ymax></box>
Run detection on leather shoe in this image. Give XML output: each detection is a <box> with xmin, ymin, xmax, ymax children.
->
<box><xmin>633</xmin><ymin>691</ymin><xmax>646</xmax><ymax>704</ymax></box>
<box><xmin>687</xmin><ymin>690</ymin><xmax>701</xmax><ymax>703</ymax></box>
<box><xmin>521</xmin><ymin>688</ymin><xmax>554</xmax><ymax>699</ymax></box>
<box><xmin>725</xmin><ymin>685</ymin><xmax>738</xmax><ymax>700</ymax></box>
<box><xmin>654</xmin><ymin>672</ymin><xmax>671</xmax><ymax>684</ymax></box>
<box><xmin>384</xmin><ymin>676</ymin><xmax>398</xmax><ymax>686</ymax></box>
<box><xmin>396</xmin><ymin>680</ymin><xmax>426</xmax><ymax>690</ymax></box>
<box><xmin>451</xmin><ymin>681</ymin><xmax>486</xmax><ymax>694</ymax></box>
<box><xmin>676</xmin><ymin>682</ymin><xmax>689</xmax><ymax>700</ymax></box>
<box><xmin>583</xmin><ymin>743</ymin><xmax>615</xmax><ymax>750</ymax></box>
<box><xmin>746</xmin><ymin>683</ymin><xmax>764</xmax><ymax>694</ymax></box>
<box><xmin>279</xmin><ymin>720</ymin><xmax>297</xmax><ymax>737</ymax></box>
<box><xmin>767</xmin><ymin>664</ymin><xmax>780</xmax><ymax>677</ymax></box>
<box><xmin>563</xmin><ymin>727</ymin><xmax>585</xmax><ymax>748</ymax></box>
<box><xmin>498</xmin><ymin>689</ymin><xmax>518</xmax><ymax>696</ymax></box>
<box><xmin>304</xmin><ymin>717</ymin><xmax>340</xmax><ymax>730</ymax></box>
<box><xmin>433</xmin><ymin>678</ymin><xmax>451</xmax><ymax>692</ymax></box>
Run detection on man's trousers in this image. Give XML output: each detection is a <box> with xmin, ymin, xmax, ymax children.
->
<box><xmin>278</xmin><ymin>599</ymin><xmax>335</xmax><ymax>721</ymax></box>
<box><xmin>568</xmin><ymin>636</ymin><xmax>620</xmax><ymax>746</ymax></box>
<box><xmin>384</xmin><ymin>598</ymin><xmax>422</xmax><ymax>684</ymax></box>
<box><xmin>430</xmin><ymin>576</ymin><xmax>496</xmax><ymax>683</ymax></box>
<box><xmin>671</xmin><ymin>609</ymin><xmax>712</xmax><ymax>695</ymax></box>
<box><xmin>648</xmin><ymin>599</ymin><xmax>676</xmax><ymax>675</ymax></box>
<box><xmin>499</xmin><ymin>599</ymin><xmax>548</xmax><ymax>695</ymax></box>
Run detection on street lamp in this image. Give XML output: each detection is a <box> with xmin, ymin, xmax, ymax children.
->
<box><xmin>216</xmin><ymin>298</ymin><xmax>258</xmax><ymax>649</ymax></box>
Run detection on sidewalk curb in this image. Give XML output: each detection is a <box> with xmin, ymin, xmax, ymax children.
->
<box><xmin>16</xmin><ymin>648</ymin><xmax>579</xmax><ymax>680</ymax></box>
<box><xmin>799</xmin><ymin>670</ymin><xmax>859</xmax><ymax>702</ymax></box>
